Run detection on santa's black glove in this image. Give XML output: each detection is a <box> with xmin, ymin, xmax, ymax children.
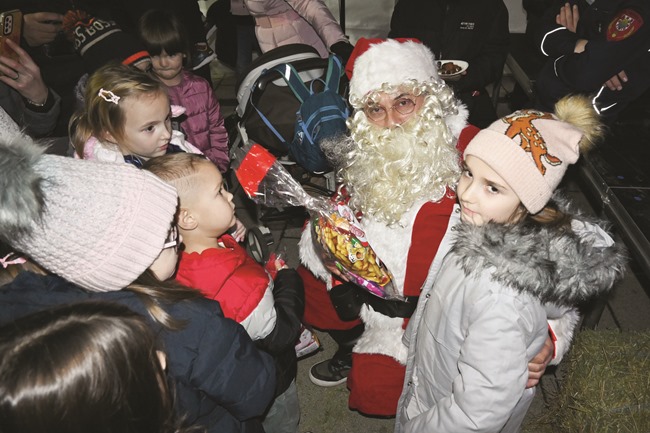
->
<box><xmin>329</xmin><ymin>282</ymin><xmax>365</xmax><ymax>321</ymax></box>
<box><xmin>330</xmin><ymin>41</ymin><xmax>354</xmax><ymax>65</ymax></box>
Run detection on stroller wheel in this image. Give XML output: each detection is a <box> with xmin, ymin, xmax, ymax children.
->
<box><xmin>246</xmin><ymin>226</ymin><xmax>274</xmax><ymax>264</ymax></box>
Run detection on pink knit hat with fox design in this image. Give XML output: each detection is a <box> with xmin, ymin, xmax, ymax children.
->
<box><xmin>464</xmin><ymin>108</ymin><xmax>584</xmax><ymax>214</ymax></box>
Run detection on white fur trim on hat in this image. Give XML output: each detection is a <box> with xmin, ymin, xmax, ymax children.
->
<box><xmin>349</xmin><ymin>40</ymin><xmax>440</xmax><ymax>101</ymax></box>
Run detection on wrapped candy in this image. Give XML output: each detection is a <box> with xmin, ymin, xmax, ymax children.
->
<box><xmin>236</xmin><ymin>144</ymin><xmax>401</xmax><ymax>300</ymax></box>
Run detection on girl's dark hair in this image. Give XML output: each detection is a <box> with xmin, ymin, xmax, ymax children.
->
<box><xmin>127</xmin><ymin>269</ymin><xmax>203</xmax><ymax>330</ymax></box>
<box><xmin>138</xmin><ymin>9</ymin><xmax>190</xmax><ymax>59</ymax></box>
<box><xmin>0</xmin><ymin>302</ymin><xmax>200</xmax><ymax>433</ymax></box>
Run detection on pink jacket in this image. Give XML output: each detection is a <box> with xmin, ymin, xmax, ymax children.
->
<box><xmin>166</xmin><ymin>70</ymin><xmax>230</xmax><ymax>173</ymax></box>
<box><xmin>242</xmin><ymin>0</ymin><xmax>347</xmax><ymax>57</ymax></box>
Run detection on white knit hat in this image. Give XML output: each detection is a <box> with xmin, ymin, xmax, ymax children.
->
<box><xmin>464</xmin><ymin>109</ymin><xmax>584</xmax><ymax>214</ymax></box>
<box><xmin>349</xmin><ymin>39</ymin><xmax>440</xmax><ymax>102</ymax></box>
<box><xmin>0</xmin><ymin>134</ymin><xmax>178</xmax><ymax>292</ymax></box>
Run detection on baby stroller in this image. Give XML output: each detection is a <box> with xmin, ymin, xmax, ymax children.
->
<box><xmin>228</xmin><ymin>44</ymin><xmax>349</xmax><ymax>262</ymax></box>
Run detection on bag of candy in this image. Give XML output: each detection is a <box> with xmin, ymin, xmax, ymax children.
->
<box><xmin>235</xmin><ymin>144</ymin><xmax>401</xmax><ymax>300</ymax></box>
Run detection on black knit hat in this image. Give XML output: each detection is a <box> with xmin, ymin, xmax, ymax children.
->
<box><xmin>63</xmin><ymin>10</ymin><xmax>151</xmax><ymax>75</ymax></box>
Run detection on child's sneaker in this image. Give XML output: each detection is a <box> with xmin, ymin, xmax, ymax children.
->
<box><xmin>295</xmin><ymin>325</ymin><xmax>320</xmax><ymax>358</ymax></box>
<box><xmin>308</xmin><ymin>356</ymin><xmax>351</xmax><ymax>387</ymax></box>
<box><xmin>191</xmin><ymin>42</ymin><xmax>217</xmax><ymax>70</ymax></box>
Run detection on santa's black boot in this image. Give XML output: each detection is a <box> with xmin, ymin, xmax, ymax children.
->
<box><xmin>308</xmin><ymin>324</ymin><xmax>364</xmax><ymax>387</ymax></box>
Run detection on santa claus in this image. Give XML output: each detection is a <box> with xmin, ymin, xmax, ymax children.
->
<box><xmin>298</xmin><ymin>39</ymin><xmax>561</xmax><ymax>416</ymax></box>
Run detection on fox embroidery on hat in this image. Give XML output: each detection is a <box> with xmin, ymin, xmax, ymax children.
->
<box><xmin>503</xmin><ymin>110</ymin><xmax>561</xmax><ymax>175</ymax></box>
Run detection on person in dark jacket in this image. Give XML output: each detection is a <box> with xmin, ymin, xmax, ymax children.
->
<box><xmin>389</xmin><ymin>0</ymin><xmax>510</xmax><ymax>127</ymax></box>
<box><xmin>0</xmin><ymin>130</ymin><xmax>276</xmax><ymax>433</ymax></box>
<box><xmin>534</xmin><ymin>0</ymin><xmax>650</xmax><ymax>121</ymax></box>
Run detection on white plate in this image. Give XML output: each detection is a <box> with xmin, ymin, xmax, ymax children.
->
<box><xmin>437</xmin><ymin>60</ymin><xmax>468</xmax><ymax>78</ymax></box>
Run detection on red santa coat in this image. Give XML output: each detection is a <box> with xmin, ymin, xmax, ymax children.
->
<box><xmin>299</xmin><ymin>126</ymin><xmax>480</xmax><ymax>416</ymax></box>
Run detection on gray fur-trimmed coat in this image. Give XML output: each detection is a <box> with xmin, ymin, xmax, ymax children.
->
<box><xmin>395</xmin><ymin>206</ymin><xmax>626</xmax><ymax>433</ymax></box>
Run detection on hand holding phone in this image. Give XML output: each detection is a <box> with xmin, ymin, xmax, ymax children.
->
<box><xmin>0</xmin><ymin>10</ymin><xmax>22</xmax><ymax>61</ymax></box>
<box><xmin>0</xmin><ymin>38</ymin><xmax>49</xmax><ymax>105</ymax></box>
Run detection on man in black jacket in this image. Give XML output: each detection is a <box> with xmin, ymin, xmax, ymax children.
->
<box><xmin>389</xmin><ymin>0</ymin><xmax>510</xmax><ymax>127</ymax></box>
<box><xmin>534</xmin><ymin>0</ymin><xmax>650</xmax><ymax>121</ymax></box>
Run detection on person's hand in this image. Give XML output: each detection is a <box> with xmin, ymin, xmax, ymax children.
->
<box><xmin>573</xmin><ymin>38</ymin><xmax>588</xmax><ymax>53</ymax></box>
<box><xmin>231</xmin><ymin>218</ymin><xmax>247</xmax><ymax>242</ymax></box>
<box><xmin>264</xmin><ymin>252</ymin><xmax>288</xmax><ymax>278</ymax></box>
<box><xmin>0</xmin><ymin>39</ymin><xmax>49</xmax><ymax>104</ymax></box>
<box><xmin>272</xmin><ymin>257</ymin><xmax>288</xmax><ymax>271</ymax></box>
<box><xmin>604</xmin><ymin>70</ymin><xmax>628</xmax><ymax>91</ymax></box>
<box><xmin>23</xmin><ymin>12</ymin><xmax>64</xmax><ymax>47</ymax></box>
<box><xmin>526</xmin><ymin>335</ymin><xmax>554</xmax><ymax>388</ymax></box>
<box><xmin>556</xmin><ymin>2</ymin><xmax>580</xmax><ymax>33</ymax></box>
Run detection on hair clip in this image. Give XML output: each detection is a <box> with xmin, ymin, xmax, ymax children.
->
<box><xmin>0</xmin><ymin>253</ymin><xmax>27</xmax><ymax>269</ymax></box>
<box><xmin>98</xmin><ymin>88</ymin><xmax>120</xmax><ymax>104</ymax></box>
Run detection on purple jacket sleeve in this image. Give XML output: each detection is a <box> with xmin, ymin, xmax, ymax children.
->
<box><xmin>205</xmin><ymin>88</ymin><xmax>230</xmax><ymax>173</ymax></box>
<box><xmin>287</xmin><ymin>0</ymin><xmax>347</xmax><ymax>48</ymax></box>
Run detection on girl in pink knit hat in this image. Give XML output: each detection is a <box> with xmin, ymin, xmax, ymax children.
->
<box><xmin>395</xmin><ymin>95</ymin><xmax>627</xmax><ymax>433</ymax></box>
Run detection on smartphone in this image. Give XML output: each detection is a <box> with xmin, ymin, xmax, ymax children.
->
<box><xmin>0</xmin><ymin>9</ymin><xmax>22</xmax><ymax>61</ymax></box>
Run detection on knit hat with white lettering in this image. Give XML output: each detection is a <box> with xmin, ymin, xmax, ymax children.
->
<box><xmin>62</xmin><ymin>10</ymin><xmax>151</xmax><ymax>74</ymax></box>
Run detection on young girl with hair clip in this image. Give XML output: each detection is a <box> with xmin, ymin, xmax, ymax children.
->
<box><xmin>395</xmin><ymin>95</ymin><xmax>627</xmax><ymax>433</ymax></box>
<box><xmin>0</xmin><ymin>133</ymin><xmax>275</xmax><ymax>433</ymax></box>
<box><xmin>70</xmin><ymin>63</ymin><xmax>202</xmax><ymax>168</ymax></box>
<box><xmin>0</xmin><ymin>301</ymin><xmax>199</xmax><ymax>433</ymax></box>
<box><xmin>138</xmin><ymin>9</ymin><xmax>230</xmax><ymax>174</ymax></box>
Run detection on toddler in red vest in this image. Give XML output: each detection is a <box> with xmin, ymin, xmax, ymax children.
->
<box><xmin>145</xmin><ymin>153</ymin><xmax>315</xmax><ymax>433</ymax></box>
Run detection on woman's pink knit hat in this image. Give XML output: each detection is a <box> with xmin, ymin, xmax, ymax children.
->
<box><xmin>0</xmin><ymin>134</ymin><xmax>177</xmax><ymax>292</ymax></box>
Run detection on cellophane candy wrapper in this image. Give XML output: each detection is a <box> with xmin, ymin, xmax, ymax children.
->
<box><xmin>235</xmin><ymin>144</ymin><xmax>402</xmax><ymax>300</ymax></box>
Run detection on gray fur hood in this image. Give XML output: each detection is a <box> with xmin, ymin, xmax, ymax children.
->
<box><xmin>450</xmin><ymin>197</ymin><xmax>627</xmax><ymax>307</ymax></box>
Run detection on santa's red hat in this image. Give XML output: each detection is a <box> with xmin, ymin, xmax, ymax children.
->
<box><xmin>346</xmin><ymin>38</ymin><xmax>439</xmax><ymax>102</ymax></box>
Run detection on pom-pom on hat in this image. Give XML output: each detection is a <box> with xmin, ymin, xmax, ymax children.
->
<box><xmin>464</xmin><ymin>95</ymin><xmax>602</xmax><ymax>214</ymax></box>
<box><xmin>0</xmin><ymin>134</ymin><xmax>178</xmax><ymax>292</ymax></box>
<box><xmin>348</xmin><ymin>38</ymin><xmax>440</xmax><ymax>103</ymax></box>
<box><xmin>62</xmin><ymin>10</ymin><xmax>151</xmax><ymax>74</ymax></box>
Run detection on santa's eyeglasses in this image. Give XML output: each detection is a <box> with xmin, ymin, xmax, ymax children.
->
<box><xmin>363</xmin><ymin>97</ymin><xmax>417</xmax><ymax>122</ymax></box>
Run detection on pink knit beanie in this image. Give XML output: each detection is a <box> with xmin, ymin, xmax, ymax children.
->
<box><xmin>464</xmin><ymin>108</ymin><xmax>585</xmax><ymax>214</ymax></box>
<box><xmin>0</xmin><ymin>134</ymin><xmax>178</xmax><ymax>292</ymax></box>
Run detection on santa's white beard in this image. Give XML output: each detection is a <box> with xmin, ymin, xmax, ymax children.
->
<box><xmin>343</xmin><ymin>112</ymin><xmax>461</xmax><ymax>226</ymax></box>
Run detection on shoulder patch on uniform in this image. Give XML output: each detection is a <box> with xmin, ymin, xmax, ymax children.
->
<box><xmin>607</xmin><ymin>9</ymin><xmax>644</xmax><ymax>42</ymax></box>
